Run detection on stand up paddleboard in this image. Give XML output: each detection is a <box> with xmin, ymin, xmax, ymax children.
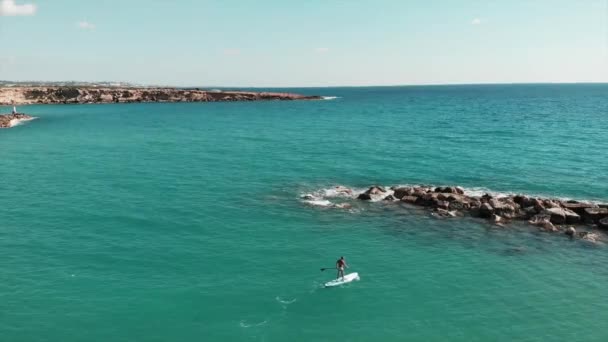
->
<box><xmin>324</xmin><ymin>272</ymin><xmax>360</xmax><ymax>287</ymax></box>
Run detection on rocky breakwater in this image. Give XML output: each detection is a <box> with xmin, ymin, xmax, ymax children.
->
<box><xmin>0</xmin><ymin>113</ymin><xmax>35</xmax><ymax>128</ymax></box>
<box><xmin>0</xmin><ymin>87</ymin><xmax>322</xmax><ymax>105</ymax></box>
<box><xmin>302</xmin><ymin>185</ymin><xmax>608</xmax><ymax>243</ymax></box>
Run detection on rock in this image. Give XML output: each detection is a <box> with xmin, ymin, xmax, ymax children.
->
<box><xmin>541</xmin><ymin>221</ymin><xmax>558</xmax><ymax>232</ymax></box>
<box><xmin>449</xmin><ymin>199</ymin><xmax>470</xmax><ymax>211</ymax></box>
<box><xmin>412</xmin><ymin>188</ymin><xmax>428</xmax><ymax>198</ymax></box>
<box><xmin>364</xmin><ymin>186</ymin><xmax>386</xmax><ymax>195</ymax></box>
<box><xmin>383</xmin><ymin>194</ymin><xmax>396</xmax><ymax>201</ymax></box>
<box><xmin>529</xmin><ymin>214</ymin><xmax>551</xmax><ymax>225</ymax></box>
<box><xmin>521</xmin><ymin>197</ymin><xmax>537</xmax><ymax>208</ymax></box>
<box><xmin>0</xmin><ymin>113</ymin><xmax>35</xmax><ymax>128</ymax></box>
<box><xmin>532</xmin><ymin>198</ymin><xmax>545</xmax><ymax>212</ymax></box>
<box><xmin>583</xmin><ymin>208</ymin><xmax>608</xmax><ymax>223</ymax></box>
<box><xmin>415</xmin><ymin>194</ymin><xmax>435</xmax><ymax>207</ymax></box>
<box><xmin>489</xmin><ymin>198</ymin><xmax>516</xmax><ymax>216</ymax></box>
<box><xmin>436</xmin><ymin>193</ymin><xmax>449</xmax><ymax>201</ymax></box>
<box><xmin>560</xmin><ymin>202</ymin><xmax>597</xmax><ymax>216</ymax></box>
<box><xmin>513</xmin><ymin>195</ymin><xmax>529</xmax><ymax>206</ymax></box>
<box><xmin>400</xmin><ymin>196</ymin><xmax>418</xmax><ymax>204</ymax></box>
<box><xmin>435</xmin><ymin>208</ymin><xmax>457</xmax><ymax>217</ymax></box>
<box><xmin>544</xmin><ymin>200</ymin><xmax>560</xmax><ymax>208</ymax></box>
<box><xmin>565</xmin><ymin>226</ymin><xmax>576</xmax><ymax>237</ymax></box>
<box><xmin>446</xmin><ymin>194</ymin><xmax>468</xmax><ymax>202</ymax></box>
<box><xmin>542</xmin><ymin>207</ymin><xmax>580</xmax><ymax>224</ymax></box>
<box><xmin>491</xmin><ymin>214</ymin><xmax>503</xmax><ymax>224</ymax></box>
<box><xmin>529</xmin><ymin>214</ymin><xmax>558</xmax><ymax>232</ymax></box>
<box><xmin>469</xmin><ymin>200</ymin><xmax>482</xmax><ymax>209</ymax></box>
<box><xmin>523</xmin><ymin>206</ymin><xmax>538</xmax><ymax>219</ymax></box>
<box><xmin>392</xmin><ymin>187</ymin><xmax>413</xmax><ymax>199</ymax></box>
<box><xmin>563</xmin><ymin>209</ymin><xmax>581</xmax><ymax>224</ymax></box>
<box><xmin>333</xmin><ymin>186</ymin><xmax>353</xmax><ymax>196</ymax></box>
<box><xmin>579</xmin><ymin>231</ymin><xmax>600</xmax><ymax>243</ymax></box>
<box><xmin>357</xmin><ymin>193</ymin><xmax>372</xmax><ymax>201</ymax></box>
<box><xmin>479</xmin><ymin>203</ymin><xmax>494</xmax><ymax>218</ymax></box>
<box><xmin>598</xmin><ymin>217</ymin><xmax>608</xmax><ymax>230</ymax></box>
<box><xmin>434</xmin><ymin>186</ymin><xmax>464</xmax><ymax>194</ymax></box>
<box><xmin>434</xmin><ymin>200</ymin><xmax>450</xmax><ymax>210</ymax></box>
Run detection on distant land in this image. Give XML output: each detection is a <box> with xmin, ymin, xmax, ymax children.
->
<box><xmin>0</xmin><ymin>80</ymin><xmax>143</xmax><ymax>88</ymax></box>
<box><xmin>0</xmin><ymin>82</ymin><xmax>322</xmax><ymax>105</ymax></box>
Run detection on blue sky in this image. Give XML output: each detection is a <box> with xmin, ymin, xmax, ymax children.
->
<box><xmin>1</xmin><ymin>0</ymin><xmax>607</xmax><ymax>86</ymax></box>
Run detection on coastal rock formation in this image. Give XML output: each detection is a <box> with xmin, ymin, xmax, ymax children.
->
<box><xmin>583</xmin><ymin>208</ymin><xmax>608</xmax><ymax>224</ymax></box>
<box><xmin>0</xmin><ymin>86</ymin><xmax>322</xmax><ymax>105</ymax></box>
<box><xmin>302</xmin><ymin>184</ymin><xmax>608</xmax><ymax>243</ymax></box>
<box><xmin>0</xmin><ymin>113</ymin><xmax>34</xmax><ymax>128</ymax></box>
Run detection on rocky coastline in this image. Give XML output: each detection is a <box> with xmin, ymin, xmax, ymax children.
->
<box><xmin>0</xmin><ymin>113</ymin><xmax>35</xmax><ymax>128</ymax></box>
<box><xmin>0</xmin><ymin>86</ymin><xmax>322</xmax><ymax>105</ymax></box>
<box><xmin>302</xmin><ymin>185</ymin><xmax>608</xmax><ymax>243</ymax></box>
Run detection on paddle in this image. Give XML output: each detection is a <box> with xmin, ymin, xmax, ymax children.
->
<box><xmin>320</xmin><ymin>267</ymin><xmax>336</xmax><ymax>271</ymax></box>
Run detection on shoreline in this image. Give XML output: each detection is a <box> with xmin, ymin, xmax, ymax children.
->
<box><xmin>0</xmin><ymin>86</ymin><xmax>322</xmax><ymax>105</ymax></box>
<box><xmin>302</xmin><ymin>184</ymin><xmax>608</xmax><ymax>243</ymax></box>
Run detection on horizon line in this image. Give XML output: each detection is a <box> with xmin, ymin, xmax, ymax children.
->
<box><xmin>1</xmin><ymin>80</ymin><xmax>607</xmax><ymax>89</ymax></box>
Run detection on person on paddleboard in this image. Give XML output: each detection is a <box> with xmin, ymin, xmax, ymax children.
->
<box><xmin>336</xmin><ymin>256</ymin><xmax>348</xmax><ymax>280</ymax></box>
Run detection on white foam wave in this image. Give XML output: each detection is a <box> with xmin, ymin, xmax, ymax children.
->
<box><xmin>275</xmin><ymin>296</ymin><xmax>297</xmax><ymax>305</ymax></box>
<box><xmin>303</xmin><ymin>199</ymin><xmax>334</xmax><ymax>207</ymax></box>
<box><xmin>239</xmin><ymin>320</ymin><xmax>268</xmax><ymax>328</ymax></box>
<box><xmin>9</xmin><ymin>117</ymin><xmax>37</xmax><ymax>127</ymax></box>
<box><xmin>320</xmin><ymin>187</ymin><xmax>356</xmax><ymax>199</ymax></box>
<box><xmin>301</xmin><ymin>184</ymin><xmax>606</xmax><ymax>206</ymax></box>
<box><xmin>322</xmin><ymin>96</ymin><xmax>340</xmax><ymax>100</ymax></box>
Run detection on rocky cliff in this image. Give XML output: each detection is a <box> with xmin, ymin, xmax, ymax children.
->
<box><xmin>0</xmin><ymin>87</ymin><xmax>322</xmax><ymax>105</ymax></box>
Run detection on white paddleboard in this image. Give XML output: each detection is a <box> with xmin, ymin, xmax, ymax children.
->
<box><xmin>324</xmin><ymin>272</ymin><xmax>360</xmax><ymax>287</ymax></box>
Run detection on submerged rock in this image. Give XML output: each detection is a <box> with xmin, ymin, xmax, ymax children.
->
<box><xmin>565</xmin><ymin>226</ymin><xmax>576</xmax><ymax>237</ymax></box>
<box><xmin>434</xmin><ymin>208</ymin><xmax>458</xmax><ymax>217</ymax></box>
<box><xmin>579</xmin><ymin>231</ymin><xmax>601</xmax><ymax>243</ymax></box>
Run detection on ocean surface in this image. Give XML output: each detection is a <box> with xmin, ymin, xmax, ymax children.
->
<box><xmin>2</xmin><ymin>84</ymin><xmax>608</xmax><ymax>341</ymax></box>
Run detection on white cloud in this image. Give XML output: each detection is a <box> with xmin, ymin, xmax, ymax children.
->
<box><xmin>78</xmin><ymin>21</ymin><xmax>95</xmax><ymax>30</ymax></box>
<box><xmin>314</xmin><ymin>47</ymin><xmax>329</xmax><ymax>53</ymax></box>
<box><xmin>0</xmin><ymin>0</ymin><xmax>36</xmax><ymax>16</ymax></box>
<box><xmin>471</xmin><ymin>18</ymin><xmax>482</xmax><ymax>25</ymax></box>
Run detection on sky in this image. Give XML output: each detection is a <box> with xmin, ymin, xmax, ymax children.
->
<box><xmin>0</xmin><ymin>0</ymin><xmax>607</xmax><ymax>87</ymax></box>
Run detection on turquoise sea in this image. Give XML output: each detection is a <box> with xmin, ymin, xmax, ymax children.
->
<box><xmin>2</xmin><ymin>84</ymin><xmax>608</xmax><ymax>341</ymax></box>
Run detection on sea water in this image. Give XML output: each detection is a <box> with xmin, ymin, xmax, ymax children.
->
<box><xmin>1</xmin><ymin>84</ymin><xmax>608</xmax><ymax>341</ymax></box>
